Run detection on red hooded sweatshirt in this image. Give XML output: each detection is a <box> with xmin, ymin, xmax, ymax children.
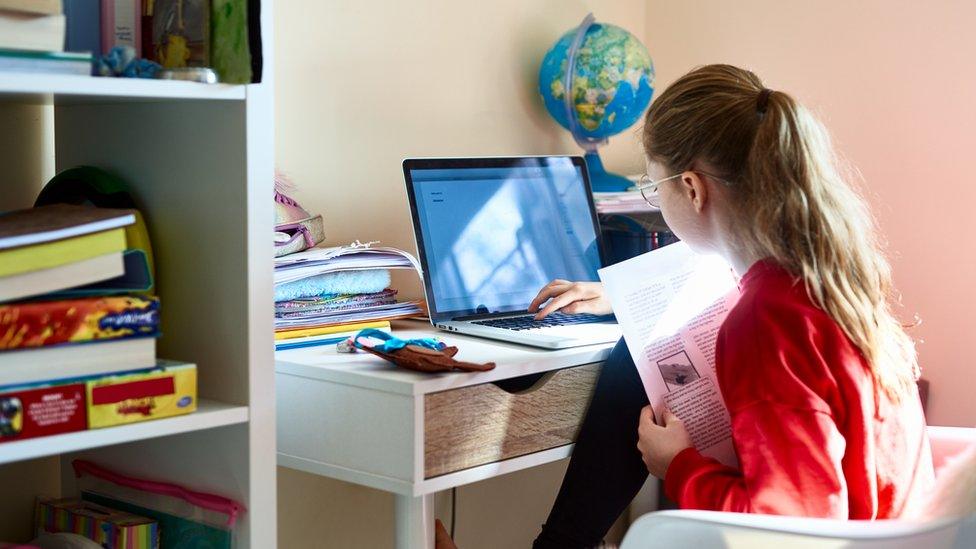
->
<box><xmin>664</xmin><ymin>260</ymin><xmax>934</xmax><ymax>518</ymax></box>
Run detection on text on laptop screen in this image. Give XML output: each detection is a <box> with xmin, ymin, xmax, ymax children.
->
<box><xmin>410</xmin><ymin>159</ymin><xmax>601</xmax><ymax>317</ymax></box>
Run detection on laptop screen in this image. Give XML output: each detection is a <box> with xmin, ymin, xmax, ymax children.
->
<box><xmin>404</xmin><ymin>157</ymin><xmax>603</xmax><ymax>320</ymax></box>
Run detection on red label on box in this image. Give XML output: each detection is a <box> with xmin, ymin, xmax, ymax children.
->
<box><xmin>0</xmin><ymin>383</ymin><xmax>87</xmax><ymax>443</ymax></box>
<box><xmin>91</xmin><ymin>377</ymin><xmax>175</xmax><ymax>405</ymax></box>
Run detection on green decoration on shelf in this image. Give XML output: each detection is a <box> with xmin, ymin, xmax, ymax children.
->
<box><xmin>211</xmin><ymin>0</ymin><xmax>252</xmax><ymax>84</ymax></box>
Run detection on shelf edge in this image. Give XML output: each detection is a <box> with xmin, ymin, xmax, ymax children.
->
<box><xmin>0</xmin><ymin>400</ymin><xmax>249</xmax><ymax>466</ymax></box>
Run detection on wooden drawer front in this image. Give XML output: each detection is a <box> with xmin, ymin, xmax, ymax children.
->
<box><xmin>424</xmin><ymin>363</ymin><xmax>601</xmax><ymax>478</ymax></box>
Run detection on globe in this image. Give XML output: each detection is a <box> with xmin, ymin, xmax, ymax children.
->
<box><xmin>539</xmin><ymin>14</ymin><xmax>655</xmax><ymax>191</ymax></box>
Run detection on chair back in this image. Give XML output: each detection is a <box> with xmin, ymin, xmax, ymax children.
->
<box><xmin>620</xmin><ymin>511</ymin><xmax>975</xmax><ymax>548</ymax></box>
<box><xmin>621</xmin><ymin>426</ymin><xmax>976</xmax><ymax>549</ymax></box>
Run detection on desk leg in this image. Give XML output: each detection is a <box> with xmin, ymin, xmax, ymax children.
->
<box><xmin>395</xmin><ymin>493</ymin><xmax>435</xmax><ymax>549</ymax></box>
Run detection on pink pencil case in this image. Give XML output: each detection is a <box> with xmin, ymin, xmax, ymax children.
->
<box><xmin>72</xmin><ymin>459</ymin><xmax>245</xmax><ymax>549</ymax></box>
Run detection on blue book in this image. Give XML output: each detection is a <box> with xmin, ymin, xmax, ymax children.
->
<box><xmin>63</xmin><ymin>0</ymin><xmax>101</xmax><ymax>55</ymax></box>
<box><xmin>275</xmin><ymin>335</ymin><xmax>349</xmax><ymax>351</ymax></box>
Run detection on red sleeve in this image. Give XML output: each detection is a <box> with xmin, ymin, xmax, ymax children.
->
<box><xmin>663</xmin><ymin>286</ymin><xmax>852</xmax><ymax>516</ymax></box>
<box><xmin>664</xmin><ymin>401</ymin><xmax>849</xmax><ymax>516</ymax></box>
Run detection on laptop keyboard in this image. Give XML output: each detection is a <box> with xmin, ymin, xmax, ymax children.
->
<box><xmin>472</xmin><ymin>312</ymin><xmax>609</xmax><ymax>331</ymax></box>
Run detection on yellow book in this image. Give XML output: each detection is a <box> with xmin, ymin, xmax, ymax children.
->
<box><xmin>275</xmin><ymin>320</ymin><xmax>391</xmax><ymax>341</ymax></box>
<box><xmin>0</xmin><ymin>229</ymin><xmax>126</xmax><ymax>277</ymax></box>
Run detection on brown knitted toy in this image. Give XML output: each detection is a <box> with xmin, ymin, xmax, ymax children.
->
<box><xmin>347</xmin><ymin>330</ymin><xmax>495</xmax><ymax>373</ymax></box>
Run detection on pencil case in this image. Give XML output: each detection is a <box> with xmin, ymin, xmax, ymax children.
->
<box><xmin>275</xmin><ymin>173</ymin><xmax>325</xmax><ymax>257</ymax></box>
<box><xmin>274</xmin><ymin>215</ymin><xmax>325</xmax><ymax>257</ymax></box>
<box><xmin>72</xmin><ymin>459</ymin><xmax>245</xmax><ymax>549</ymax></box>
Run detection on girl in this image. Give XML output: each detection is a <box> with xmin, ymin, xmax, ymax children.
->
<box><xmin>530</xmin><ymin>64</ymin><xmax>935</xmax><ymax>548</ymax></box>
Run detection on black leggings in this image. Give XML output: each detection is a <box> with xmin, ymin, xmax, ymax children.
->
<box><xmin>533</xmin><ymin>338</ymin><xmax>651</xmax><ymax>548</ymax></box>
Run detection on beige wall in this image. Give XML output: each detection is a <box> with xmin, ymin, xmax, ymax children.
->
<box><xmin>0</xmin><ymin>104</ymin><xmax>54</xmax><ymax>211</ymax></box>
<box><xmin>0</xmin><ymin>457</ymin><xmax>59</xmax><ymax>542</ymax></box>
<box><xmin>275</xmin><ymin>0</ymin><xmax>649</xmax><ymax>301</ymax></box>
<box><xmin>275</xmin><ymin>1</ymin><xmax>646</xmax><ymax>547</ymax></box>
<box><xmin>645</xmin><ymin>0</ymin><xmax>976</xmax><ymax>426</ymax></box>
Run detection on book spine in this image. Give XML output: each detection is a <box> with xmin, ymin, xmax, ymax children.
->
<box><xmin>140</xmin><ymin>0</ymin><xmax>152</xmax><ymax>59</ymax></box>
<box><xmin>100</xmin><ymin>0</ymin><xmax>113</xmax><ymax>53</ymax></box>
<box><xmin>0</xmin><ymin>12</ymin><xmax>66</xmax><ymax>52</ymax></box>
<box><xmin>0</xmin><ymin>382</ymin><xmax>88</xmax><ymax>443</ymax></box>
<box><xmin>0</xmin><ymin>54</ymin><xmax>93</xmax><ymax>75</ymax></box>
<box><xmin>100</xmin><ymin>0</ymin><xmax>141</xmax><ymax>56</ymax></box>
<box><xmin>132</xmin><ymin>0</ymin><xmax>142</xmax><ymax>55</ymax></box>
<box><xmin>0</xmin><ymin>0</ymin><xmax>62</xmax><ymax>15</ymax></box>
<box><xmin>0</xmin><ymin>296</ymin><xmax>160</xmax><ymax>350</ymax></box>
<box><xmin>274</xmin><ymin>320</ymin><xmax>391</xmax><ymax>340</ymax></box>
<box><xmin>64</xmin><ymin>0</ymin><xmax>102</xmax><ymax>55</ymax></box>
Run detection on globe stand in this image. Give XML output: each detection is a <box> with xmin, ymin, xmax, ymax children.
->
<box><xmin>584</xmin><ymin>150</ymin><xmax>634</xmax><ymax>192</ymax></box>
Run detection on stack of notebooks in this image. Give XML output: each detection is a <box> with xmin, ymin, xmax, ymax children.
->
<box><xmin>274</xmin><ymin>243</ymin><xmax>425</xmax><ymax>350</ymax></box>
<box><xmin>0</xmin><ymin>0</ymin><xmax>93</xmax><ymax>75</ymax></box>
<box><xmin>0</xmin><ymin>204</ymin><xmax>197</xmax><ymax>445</ymax></box>
<box><xmin>592</xmin><ymin>190</ymin><xmax>657</xmax><ymax>214</ymax></box>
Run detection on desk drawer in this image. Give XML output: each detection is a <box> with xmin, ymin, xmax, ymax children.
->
<box><xmin>423</xmin><ymin>363</ymin><xmax>601</xmax><ymax>478</ymax></box>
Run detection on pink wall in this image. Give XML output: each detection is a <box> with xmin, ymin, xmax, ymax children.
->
<box><xmin>645</xmin><ymin>0</ymin><xmax>976</xmax><ymax>425</ymax></box>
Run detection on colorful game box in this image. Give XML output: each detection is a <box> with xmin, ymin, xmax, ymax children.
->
<box><xmin>0</xmin><ymin>381</ymin><xmax>87</xmax><ymax>444</ymax></box>
<box><xmin>35</xmin><ymin>497</ymin><xmax>159</xmax><ymax>549</ymax></box>
<box><xmin>0</xmin><ymin>295</ymin><xmax>160</xmax><ymax>350</ymax></box>
<box><xmin>86</xmin><ymin>362</ymin><xmax>197</xmax><ymax>429</ymax></box>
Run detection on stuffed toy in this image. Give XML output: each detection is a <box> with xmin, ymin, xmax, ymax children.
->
<box><xmin>343</xmin><ymin>329</ymin><xmax>495</xmax><ymax>373</ymax></box>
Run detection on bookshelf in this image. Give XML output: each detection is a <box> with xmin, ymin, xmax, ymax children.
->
<box><xmin>0</xmin><ymin>4</ymin><xmax>275</xmax><ymax>548</ymax></box>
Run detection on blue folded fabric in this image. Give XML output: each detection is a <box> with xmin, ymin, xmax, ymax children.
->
<box><xmin>274</xmin><ymin>270</ymin><xmax>392</xmax><ymax>302</ymax></box>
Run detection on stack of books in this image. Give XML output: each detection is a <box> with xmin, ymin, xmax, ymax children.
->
<box><xmin>0</xmin><ymin>0</ymin><xmax>93</xmax><ymax>75</ymax></box>
<box><xmin>0</xmin><ymin>204</ymin><xmax>196</xmax><ymax>445</ymax></box>
<box><xmin>274</xmin><ymin>243</ymin><xmax>425</xmax><ymax>350</ymax></box>
<box><xmin>600</xmin><ymin>213</ymin><xmax>680</xmax><ymax>265</ymax></box>
<box><xmin>592</xmin><ymin>191</ymin><xmax>657</xmax><ymax>214</ymax></box>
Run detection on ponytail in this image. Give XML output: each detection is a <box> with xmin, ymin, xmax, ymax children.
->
<box><xmin>643</xmin><ymin>64</ymin><xmax>918</xmax><ymax>399</ymax></box>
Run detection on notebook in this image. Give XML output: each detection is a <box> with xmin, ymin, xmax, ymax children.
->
<box><xmin>0</xmin><ymin>252</ymin><xmax>124</xmax><ymax>303</ymax></box>
<box><xmin>0</xmin><ymin>204</ymin><xmax>135</xmax><ymax>249</ymax></box>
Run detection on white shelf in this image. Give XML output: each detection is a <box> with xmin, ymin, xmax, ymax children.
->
<box><xmin>0</xmin><ymin>72</ymin><xmax>246</xmax><ymax>103</ymax></box>
<box><xmin>0</xmin><ymin>399</ymin><xmax>249</xmax><ymax>465</ymax></box>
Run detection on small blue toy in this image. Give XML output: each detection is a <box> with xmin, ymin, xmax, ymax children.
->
<box><xmin>95</xmin><ymin>46</ymin><xmax>162</xmax><ymax>79</ymax></box>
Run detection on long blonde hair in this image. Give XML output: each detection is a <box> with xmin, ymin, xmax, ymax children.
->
<box><xmin>643</xmin><ymin>64</ymin><xmax>918</xmax><ymax>398</ymax></box>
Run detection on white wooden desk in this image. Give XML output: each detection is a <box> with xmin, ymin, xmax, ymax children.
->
<box><xmin>275</xmin><ymin>319</ymin><xmax>616</xmax><ymax>548</ymax></box>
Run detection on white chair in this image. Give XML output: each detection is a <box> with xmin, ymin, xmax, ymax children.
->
<box><xmin>620</xmin><ymin>426</ymin><xmax>976</xmax><ymax>549</ymax></box>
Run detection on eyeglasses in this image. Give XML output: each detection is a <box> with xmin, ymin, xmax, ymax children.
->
<box><xmin>637</xmin><ymin>173</ymin><xmax>682</xmax><ymax>208</ymax></box>
<box><xmin>636</xmin><ymin>171</ymin><xmax>732</xmax><ymax>208</ymax></box>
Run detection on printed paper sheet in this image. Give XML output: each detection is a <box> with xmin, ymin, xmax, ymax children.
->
<box><xmin>599</xmin><ymin>242</ymin><xmax>739</xmax><ymax>466</ymax></box>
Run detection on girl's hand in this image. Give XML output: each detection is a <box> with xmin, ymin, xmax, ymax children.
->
<box><xmin>637</xmin><ymin>405</ymin><xmax>693</xmax><ymax>479</ymax></box>
<box><xmin>528</xmin><ymin>280</ymin><xmax>612</xmax><ymax>320</ymax></box>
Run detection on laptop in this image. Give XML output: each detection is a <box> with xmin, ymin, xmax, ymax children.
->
<box><xmin>403</xmin><ymin>156</ymin><xmax>622</xmax><ymax>349</ymax></box>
